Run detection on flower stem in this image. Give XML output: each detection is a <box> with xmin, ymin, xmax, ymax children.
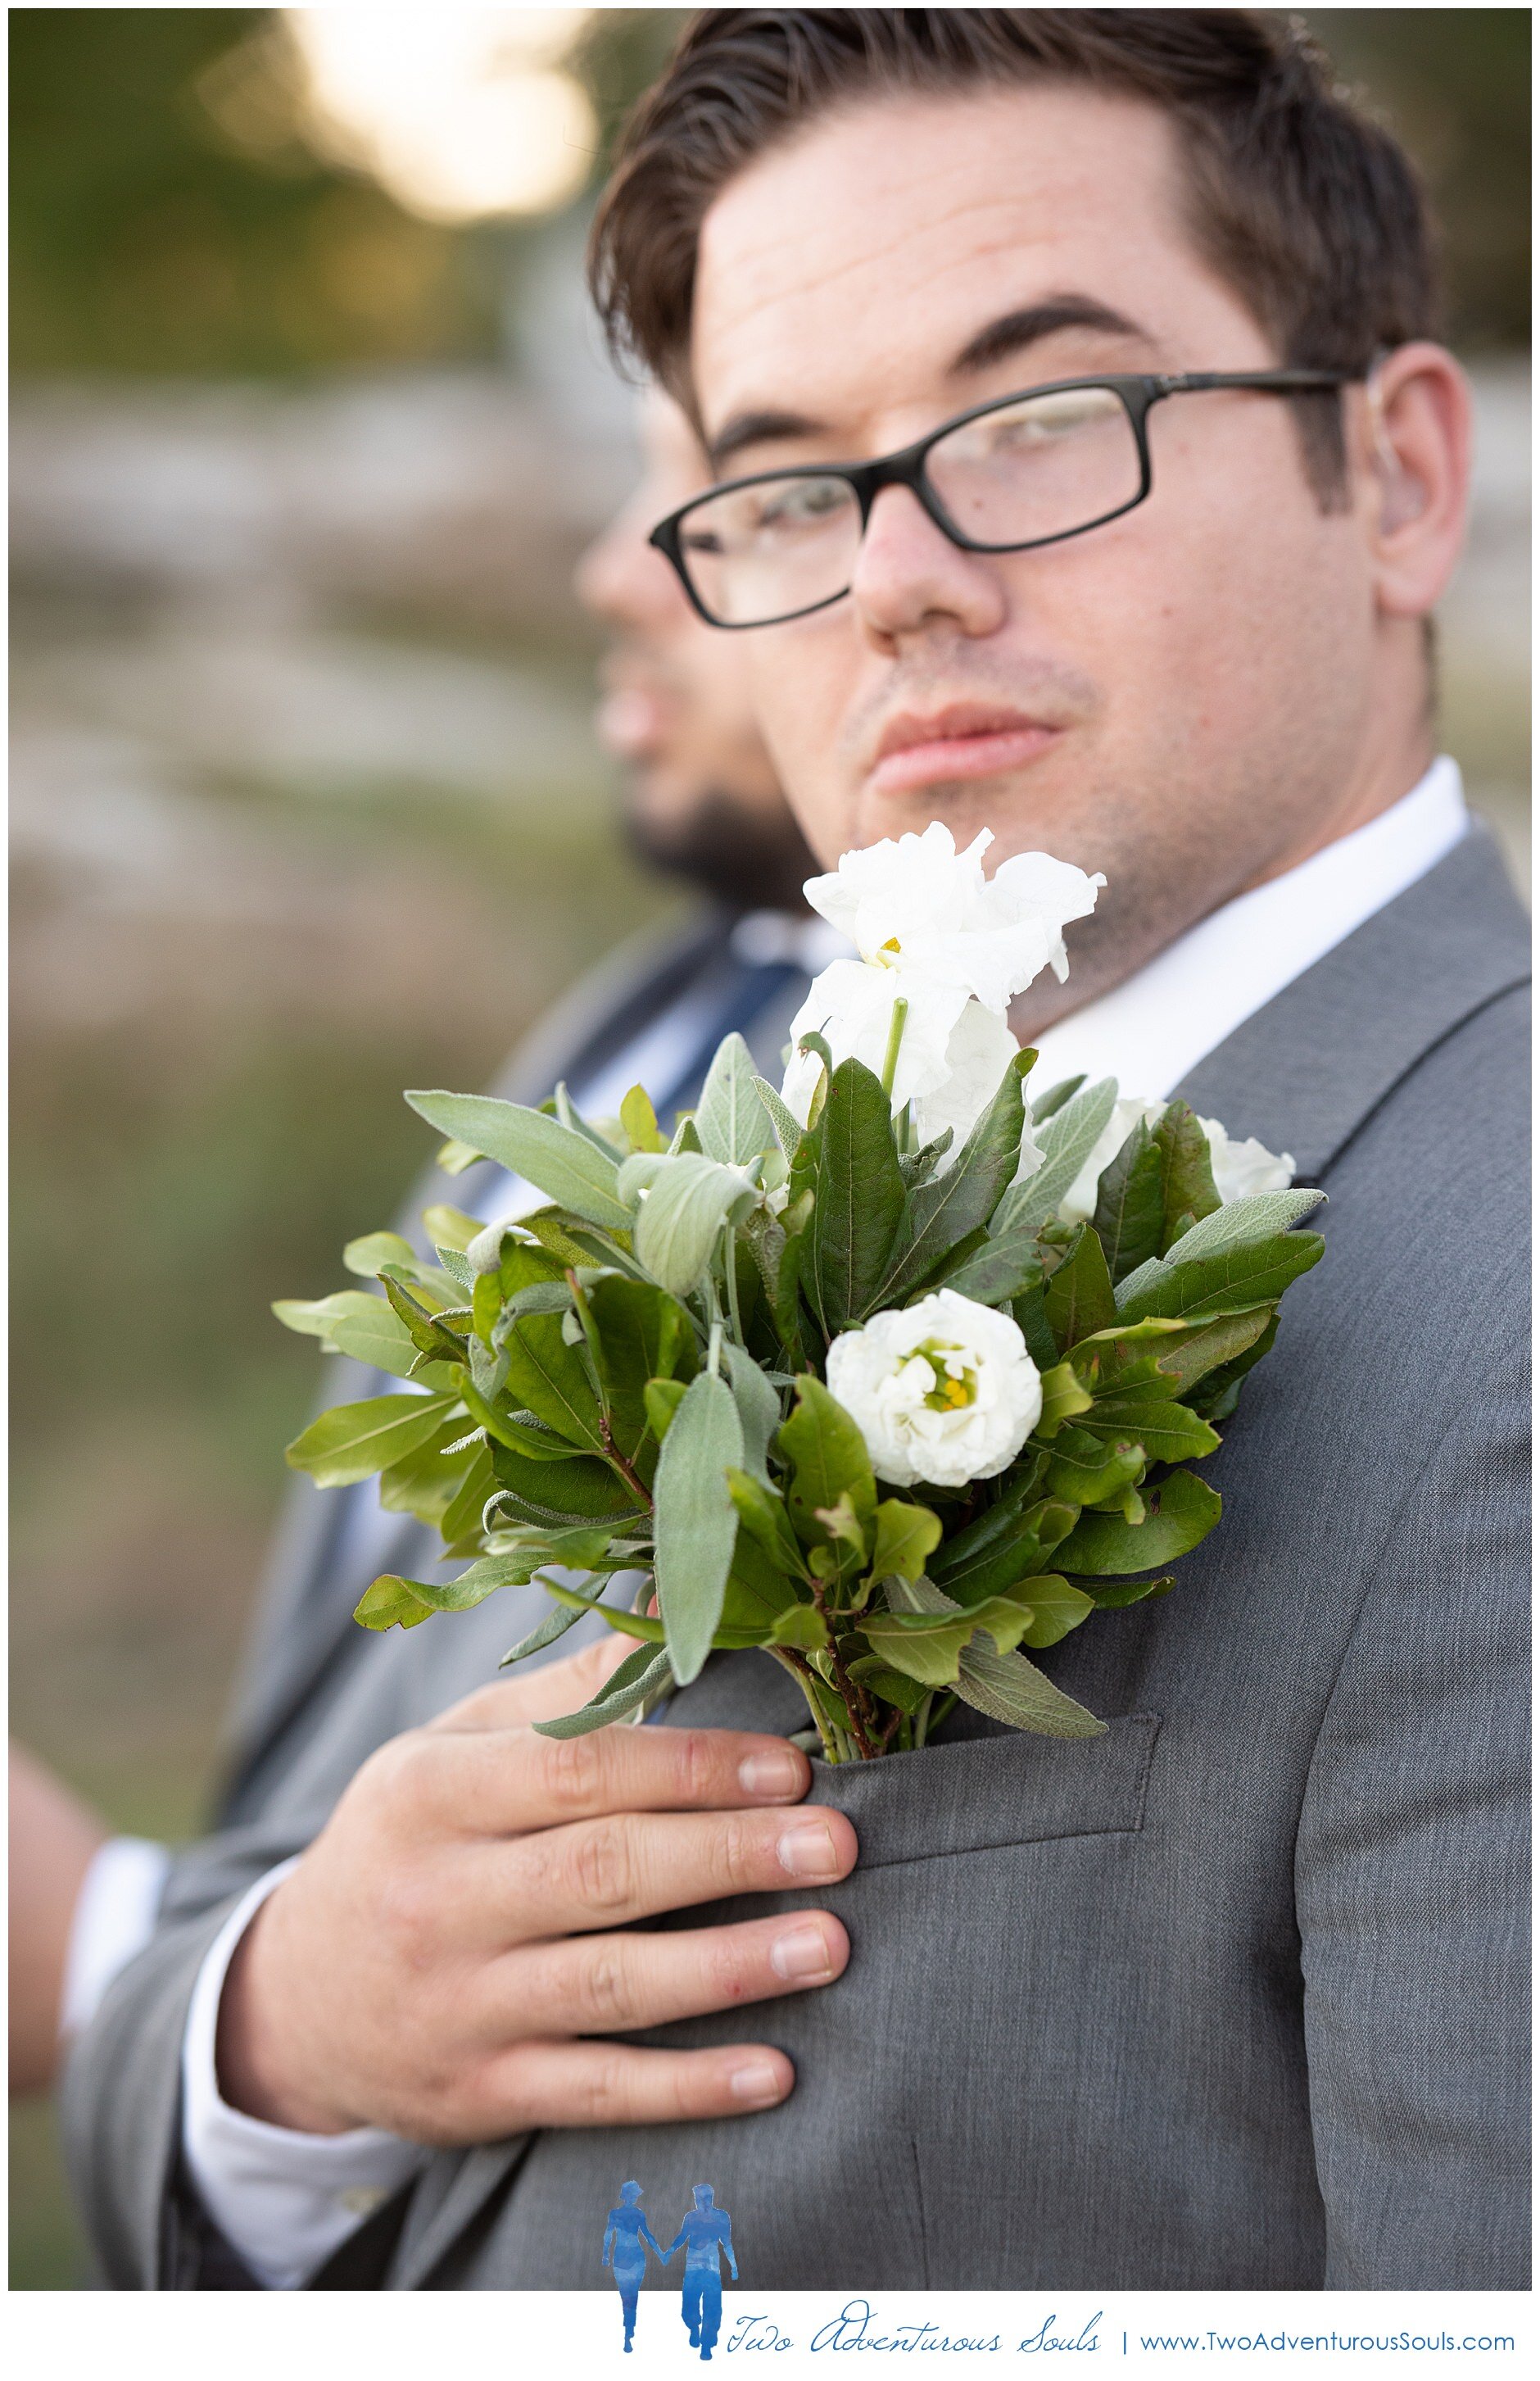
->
<box><xmin>880</xmin><ymin>995</ymin><xmax>909</xmax><ymax>1102</ymax></box>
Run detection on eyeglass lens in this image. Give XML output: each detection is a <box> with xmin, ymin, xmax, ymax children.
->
<box><xmin>677</xmin><ymin>383</ymin><xmax>1144</xmax><ymax>625</ymax></box>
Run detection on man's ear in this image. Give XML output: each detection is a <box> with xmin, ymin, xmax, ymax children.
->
<box><xmin>1356</xmin><ymin>341</ymin><xmax>1472</xmax><ymax>622</ymax></box>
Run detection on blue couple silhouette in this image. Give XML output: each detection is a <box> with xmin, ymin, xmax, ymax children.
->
<box><xmin>602</xmin><ymin>2181</ymin><xmax>738</xmax><ymax>2358</ymax></box>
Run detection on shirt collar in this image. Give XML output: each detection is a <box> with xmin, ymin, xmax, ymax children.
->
<box><xmin>1029</xmin><ymin>756</ymin><xmax>1470</xmax><ymax>1102</ymax></box>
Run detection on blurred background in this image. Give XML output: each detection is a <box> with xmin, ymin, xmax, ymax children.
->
<box><xmin>9</xmin><ymin>7</ymin><xmax>1529</xmax><ymax>2284</ymax></box>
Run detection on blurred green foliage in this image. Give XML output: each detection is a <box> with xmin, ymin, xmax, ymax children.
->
<box><xmin>9</xmin><ymin>9</ymin><xmax>1528</xmax><ymax>376</ymax></box>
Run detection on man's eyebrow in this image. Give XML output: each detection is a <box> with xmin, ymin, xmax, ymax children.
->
<box><xmin>705</xmin><ymin>407</ymin><xmax>827</xmax><ymax>474</ymax></box>
<box><xmin>949</xmin><ymin>294</ymin><xmax>1150</xmax><ymax>377</ymax></box>
<box><xmin>702</xmin><ymin>296</ymin><xmax>1148</xmax><ymax>475</ymax></box>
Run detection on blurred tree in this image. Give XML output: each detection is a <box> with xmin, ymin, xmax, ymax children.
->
<box><xmin>9</xmin><ymin>10</ymin><xmax>1528</xmax><ymax>377</ymax></box>
<box><xmin>1305</xmin><ymin>7</ymin><xmax>1530</xmax><ymax>348</ymax></box>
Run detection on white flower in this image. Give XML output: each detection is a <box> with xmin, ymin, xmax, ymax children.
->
<box><xmin>825</xmin><ymin>1287</ymin><xmax>1042</xmax><ymax>1490</ymax></box>
<box><xmin>802</xmin><ymin>821</ymin><xmax>1103</xmax><ymax>1007</ymax></box>
<box><xmin>782</xmin><ymin>822</ymin><xmax>1100</xmax><ymax>1150</ymax></box>
<box><xmin>1201</xmin><ymin>1118</ymin><xmax>1295</xmax><ymax>1204</ymax></box>
<box><xmin>1058</xmin><ymin>1096</ymin><xmax>1295</xmax><ymax>1225</ymax></box>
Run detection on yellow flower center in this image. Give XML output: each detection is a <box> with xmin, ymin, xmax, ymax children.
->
<box><xmin>918</xmin><ymin>1342</ymin><xmax>976</xmax><ymax>1413</ymax></box>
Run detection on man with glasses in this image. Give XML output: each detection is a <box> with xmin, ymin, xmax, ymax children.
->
<box><xmin>66</xmin><ymin>11</ymin><xmax>1527</xmax><ymax>2293</ymax></box>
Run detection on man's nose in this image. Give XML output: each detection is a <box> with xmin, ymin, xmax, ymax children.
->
<box><xmin>575</xmin><ymin>505</ymin><xmax>684</xmax><ymax>631</ymax></box>
<box><xmin>848</xmin><ymin>481</ymin><xmax>1007</xmax><ymax>647</ymax></box>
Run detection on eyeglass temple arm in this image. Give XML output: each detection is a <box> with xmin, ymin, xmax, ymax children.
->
<box><xmin>1152</xmin><ymin>368</ymin><xmax>1357</xmax><ymax>395</ymax></box>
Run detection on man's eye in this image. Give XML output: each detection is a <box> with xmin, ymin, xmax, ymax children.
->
<box><xmin>755</xmin><ymin>479</ymin><xmax>849</xmax><ymax>531</ymax></box>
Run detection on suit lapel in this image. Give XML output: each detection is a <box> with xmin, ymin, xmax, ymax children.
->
<box><xmin>1175</xmin><ymin>829</ymin><xmax>1529</xmax><ymax>1177</ymax></box>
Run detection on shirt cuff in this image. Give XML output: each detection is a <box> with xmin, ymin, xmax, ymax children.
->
<box><xmin>61</xmin><ymin>1835</ymin><xmax>174</xmax><ymax>2041</ymax></box>
<box><xmin>180</xmin><ymin>1858</ymin><xmax>425</xmax><ymax>2291</ymax></box>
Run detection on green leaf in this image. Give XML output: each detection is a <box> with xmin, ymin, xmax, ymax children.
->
<box><xmin>1013</xmin><ymin>1574</ymin><xmax>1097</xmax><ymax>1649</ymax></box>
<box><xmin>864</xmin><ymin>1592</ymin><xmax>1038</xmax><ymax>1686</ymax></box>
<box><xmin>726</xmin><ymin>1467</ymin><xmax>805</xmax><ymax>1577</ymax></box>
<box><xmin>1066</xmin><ymin>1310</ymin><xmax>1270</xmax><ymax>1399</ymax></box>
<box><xmin>877</xmin><ymin>1576</ymin><xmax>1102</xmax><ymax>1730</ymax></box>
<box><xmin>421</xmin><ymin>1204</ymin><xmax>481</xmax><ymax>1254</ymax></box>
<box><xmin>344</xmin><ymin>1230</ymin><xmax>419</xmax><ymax>1278</ymax></box>
<box><xmin>1091</xmin><ymin>1116</ymin><xmax>1166</xmax><ymax>1283</ymax></box>
<box><xmin>808</xmin><ymin>1058</ymin><xmax>906</xmax><ymax>1330</ymax></box>
<box><xmin>587</xmin><ymin>1275</ymin><xmax>694</xmax><ymax>1467</ymax></box>
<box><xmin>440</xmin><ymin>1441</ymin><xmax>494</xmax><ymax>1550</ymax></box>
<box><xmin>352</xmin><ymin>1575</ymin><xmax>438</xmax><ymax>1631</ymax></box>
<box><xmin>1162</xmin><ymin>1187</ymin><xmax>1325</xmax><ymax>1264</ymax></box>
<box><xmin>381</xmin><ymin>1272</ymin><xmax>466</xmax><ymax>1363</ymax></box>
<box><xmin>619</xmin><ymin>1082</ymin><xmax>667</xmax><ymax>1154</ymax></box>
<box><xmin>287</xmin><ymin>1393</ymin><xmax>460</xmax><ymax>1488</ymax></box>
<box><xmin>777</xmin><ymin>1374</ymin><xmax>876</xmax><ymax>1546</ymax></box>
<box><xmin>499</xmin><ymin>1601</ymin><xmax>588</xmax><ymax>1668</ymax></box>
<box><xmin>499</xmin><ymin>1309</ymin><xmax>605</xmax><ymax>1450</ymax></box>
<box><xmin>541</xmin><ymin>1581</ymin><xmax>666</xmax><ymax>1643</ymax></box>
<box><xmin>697</xmin><ymin>1032</ymin><xmax>777</xmax><ymax>1166</ymax></box>
<box><xmin>1187</xmin><ymin>1313</ymin><xmax>1279</xmax><ymax>1422</ymax></box>
<box><xmin>935</xmin><ymin>1231</ymin><xmax>1044</xmax><ymax>1308</ymax></box>
<box><xmin>1080</xmin><ymin>1393</ymin><xmax>1221</xmax><ymax>1463</ymax></box>
<box><xmin>753</xmin><ymin>1074</ymin><xmax>807</xmax><ymax>1161</ymax></box>
<box><xmin>272</xmin><ymin>1290</ymin><xmax>370</xmax><ymax>1342</ymax></box>
<box><xmin>405</xmin><ymin>1091</ymin><xmax>632</xmax><ymax>1231</ymax></box>
<box><xmin>1082</xmin><ymin>1573</ymin><xmax>1176</xmax><ymax>1610</ymax></box>
<box><xmin>1116</xmin><ymin>1231</ymin><xmax>1324</xmax><ymax>1323</ymax></box>
<box><xmin>929</xmin><ymin>1481</ymin><xmax>1076</xmax><ymax>1604</ymax></box>
<box><xmin>1030</xmin><ymin>1072</ymin><xmax>1087</xmax><ymax>1125</ymax></box>
<box><xmin>644</xmin><ymin>1375</ymin><xmax>688</xmax><ymax>1443</ymax></box>
<box><xmin>653</xmin><ymin>1369</ymin><xmax>745</xmax><ymax>1685</ymax></box>
<box><xmin>1042</xmin><ymin>1223</ymin><xmax>1116</xmax><ymax>1352</ymax></box>
<box><xmin>722</xmin><ymin>1341</ymin><xmax>781</xmax><ymax>1481</ymax></box>
<box><xmin>435</xmin><ymin>1136</ymin><xmax>481</xmax><ymax>1176</ymax></box>
<box><xmin>869</xmin><ymin>1499</ymin><xmax>944</xmax><ymax>1584</ymax></box>
<box><xmin>352</xmin><ymin>1542</ymin><xmax>561</xmax><ymax>1632</ymax></box>
<box><xmin>1041</xmin><ymin>1427</ymin><xmax>1146</xmax><ymax>1509</ymax></box>
<box><xmin>873</xmin><ymin>1049</ymin><xmax>1035</xmax><ymax>1305</ymax></box>
<box><xmin>1151</xmin><ymin>1100</ymin><xmax>1222</xmax><ymax>1253</ymax></box>
<box><xmin>997</xmin><ymin>1077</ymin><xmax>1119</xmax><ymax>1235</ymax></box>
<box><xmin>1011</xmin><ymin>1282</ymin><xmax>1059</xmax><ymax>1371</ymax></box>
<box><xmin>1057</xmin><ymin>1465</ymin><xmax>1221</xmax><ymax>1575</ymax></box>
<box><xmin>378</xmin><ymin>1424</ymin><xmax>476</xmax><ymax>1526</ymax></box>
<box><xmin>1035</xmin><ymin>1358</ymin><xmax>1094</xmax><ymax>1436</ymax></box>
<box><xmin>532</xmin><ymin>1643</ymin><xmax>674</xmax><ymax>1738</ymax></box>
<box><xmin>619</xmin><ymin>1150</ymin><xmax>759</xmax><ymax>1298</ymax></box>
<box><xmin>487</xmin><ymin>1435</ymin><xmax>643</xmax><ymax>1526</ymax></box>
<box><xmin>768</xmin><ymin>1601</ymin><xmax>829</xmax><ymax>1651</ymax></box>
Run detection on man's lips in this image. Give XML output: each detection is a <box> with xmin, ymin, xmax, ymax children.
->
<box><xmin>595</xmin><ymin>685</ymin><xmax>672</xmax><ymax>760</ymax></box>
<box><xmin>865</xmin><ymin>704</ymin><xmax>1063</xmax><ymax>796</ymax></box>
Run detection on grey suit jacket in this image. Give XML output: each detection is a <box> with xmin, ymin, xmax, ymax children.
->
<box><xmin>62</xmin><ymin>832</ymin><xmax>1531</xmax><ymax>2291</ymax></box>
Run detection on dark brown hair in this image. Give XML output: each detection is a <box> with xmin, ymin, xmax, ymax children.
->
<box><xmin>589</xmin><ymin>9</ymin><xmax>1440</xmax><ymax>500</ymax></box>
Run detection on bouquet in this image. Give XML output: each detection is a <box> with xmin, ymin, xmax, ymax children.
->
<box><xmin>279</xmin><ymin>825</ymin><xmax>1322</xmax><ymax>1762</ymax></box>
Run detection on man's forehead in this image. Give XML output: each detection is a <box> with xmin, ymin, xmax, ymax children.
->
<box><xmin>691</xmin><ymin>84</ymin><xmax>1214</xmax><ymax>442</ymax></box>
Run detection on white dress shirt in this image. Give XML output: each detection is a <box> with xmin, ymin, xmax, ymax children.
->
<box><xmin>63</xmin><ymin>760</ymin><xmax>1469</xmax><ymax>2286</ymax></box>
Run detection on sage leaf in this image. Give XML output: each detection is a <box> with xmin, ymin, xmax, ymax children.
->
<box><xmin>997</xmin><ymin>1077</ymin><xmax>1118</xmax><ymax>1234</ymax></box>
<box><xmin>1162</xmin><ymin>1187</ymin><xmax>1325</xmax><ymax>1265</ymax></box>
<box><xmin>698</xmin><ymin>1033</ymin><xmax>777</xmax><ymax>1166</ymax></box>
<box><xmin>619</xmin><ymin>1150</ymin><xmax>759</xmax><ymax>1298</ymax></box>
<box><xmin>653</xmin><ymin>1370</ymin><xmax>745</xmax><ymax>1685</ymax></box>
<box><xmin>753</xmin><ymin>1074</ymin><xmax>807</xmax><ymax>1160</ymax></box>
<box><xmin>722</xmin><ymin>1341</ymin><xmax>781</xmax><ymax>1481</ymax></box>
<box><xmin>1116</xmin><ymin>1231</ymin><xmax>1324</xmax><ymax>1322</ymax></box>
<box><xmin>405</xmin><ymin>1091</ymin><xmax>632</xmax><ymax>1231</ymax></box>
<box><xmin>532</xmin><ymin>1644</ymin><xmax>673</xmax><ymax>1739</ymax></box>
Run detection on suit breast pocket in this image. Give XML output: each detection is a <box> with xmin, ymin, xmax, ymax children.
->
<box><xmin>799</xmin><ymin>1712</ymin><xmax>1163</xmax><ymax>1866</ymax></box>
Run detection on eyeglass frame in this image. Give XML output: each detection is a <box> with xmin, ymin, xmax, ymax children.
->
<box><xmin>649</xmin><ymin>368</ymin><xmax>1357</xmax><ymax>629</ymax></box>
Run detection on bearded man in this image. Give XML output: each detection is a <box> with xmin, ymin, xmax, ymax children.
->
<box><xmin>65</xmin><ymin>11</ymin><xmax>1527</xmax><ymax>2293</ymax></box>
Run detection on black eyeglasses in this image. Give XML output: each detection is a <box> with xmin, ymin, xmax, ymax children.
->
<box><xmin>650</xmin><ymin>369</ymin><xmax>1355</xmax><ymax>629</ymax></box>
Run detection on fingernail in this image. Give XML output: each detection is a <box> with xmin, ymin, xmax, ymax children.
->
<box><xmin>777</xmin><ymin>1820</ymin><xmax>841</xmax><ymax>1880</ymax></box>
<box><xmin>769</xmin><ymin>1925</ymin><xmax>836</xmax><ymax>1984</ymax></box>
<box><xmin>738</xmin><ymin>1748</ymin><xmax>804</xmax><ymax>1800</ymax></box>
<box><xmin>729</xmin><ymin>2057</ymin><xmax>786</xmax><ymax>2107</ymax></box>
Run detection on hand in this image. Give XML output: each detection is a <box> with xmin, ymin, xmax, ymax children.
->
<box><xmin>216</xmin><ymin>1635</ymin><xmax>856</xmax><ymax>2145</ymax></box>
